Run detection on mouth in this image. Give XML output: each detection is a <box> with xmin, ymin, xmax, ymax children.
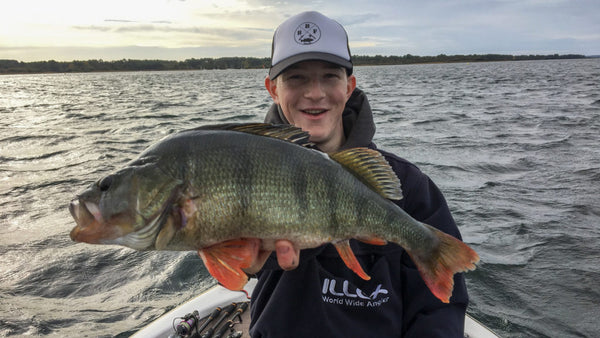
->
<box><xmin>301</xmin><ymin>109</ymin><xmax>327</xmax><ymax>117</ymax></box>
<box><xmin>69</xmin><ymin>198</ymin><xmax>104</xmax><ymax>243</ymax></box>
<box><xmin>69</xmin><ymin>197</ymin><xmax>162</xmax><ymax>250</ymax></box>
<box><xmin>69</xmin><ymin>198</ymin><xmax>125</xmax><ymax>244</ymax></box>
<box><xmin>70</xmin><ymin>199</ymin><xmax>103</xmax><ymax>225</ymax></box>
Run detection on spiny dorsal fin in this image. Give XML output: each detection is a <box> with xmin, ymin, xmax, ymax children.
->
<box><xmin>330</xmin><ymin>148</ymin><xmax>403</xmax><ymax>200</ymax></box>
<box><xmin>193</xmin><ymin>123</ymin><xmax>314</xmax><ymax>148</ymax></box>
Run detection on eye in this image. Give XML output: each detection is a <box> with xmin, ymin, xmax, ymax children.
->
<box><xmin>283</xmin><ymin>73</ymin><xmax>305</xmax><ymax>82</ymax></box>
<box><xmin>324</xmin><ymin>72</ymin><xmax>342</xmax><ymax>80</ymax></box>
<box><xmin>97</xmin><ymin>175</ymin><xmax>113</xmax><ymax>191</ymax></box>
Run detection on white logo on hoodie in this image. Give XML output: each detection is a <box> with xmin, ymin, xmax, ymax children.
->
<box><xmin>321</xmin><ymin>278</ymin><xmax>390</xmax><ymax>307</ymax></box>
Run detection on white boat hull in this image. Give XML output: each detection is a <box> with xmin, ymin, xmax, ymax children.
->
<box><xmin>133</xmin><ymin>279</ymin><xmax>498</xmax><ymax>338</ymax></box>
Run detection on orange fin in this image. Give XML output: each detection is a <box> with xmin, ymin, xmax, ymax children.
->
<box><xmin>407</xmin><ymin>224</ymin><xmax>480</xmax><ymax>303</ymax></box>
<box><xmin>358</xmin><ymin>237</ymin><xmax>388</xmax><ymax>246</ymax></box>
<box><xmin>198</xmin><ymin>238</ymin><xmax>261</xmax><ymax>291</ymax></box>
<box><xmin>334</xmin><ymin>240</ymin><xmax>371</xmax><ymax>280</ymax></box>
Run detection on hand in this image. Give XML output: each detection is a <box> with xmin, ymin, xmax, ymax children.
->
<box><xmin>243</xmin><ymin>240</ymin><xmax>300</xmax><ymax>274</ymax></box>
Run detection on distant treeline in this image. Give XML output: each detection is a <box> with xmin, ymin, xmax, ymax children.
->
<box><xmin>0</xmin><ymin>54</ymin><xmax>588</xmax><ymax>74</ymax></box>
<box><xmin>352</xmin><ymin>53</ymin><xmax>587</xmax><ymax>65</ymax></box>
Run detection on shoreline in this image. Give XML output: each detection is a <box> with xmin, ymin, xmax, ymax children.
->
<box><xmin>0</xmin><ymin>54</ymin><xmax>592</xmax><ymax>75</ymax></box>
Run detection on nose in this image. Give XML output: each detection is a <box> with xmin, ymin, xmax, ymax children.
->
<box><xmin>304</xmin><ymin>79</ymin><xmax>326</xmax><ymax>100</ymax></box>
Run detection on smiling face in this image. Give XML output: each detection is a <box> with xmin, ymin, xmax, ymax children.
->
<box><xmin>265</xmin><ymin>60</ymin><xmax>356</xmax><ymax>153</ymax></box>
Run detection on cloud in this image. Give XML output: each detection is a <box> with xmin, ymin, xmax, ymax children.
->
<box><xmin>2</xmin><ymin>0</ymin><xmax>599</xmax><ymax>61</ymax></box>
<box><xmin>72</xmin><ymin>25</ymin><xmax>113</xmax><ymax>32</ymax></box>
<box><xmin>68</xmin><ymin>21</ymin><xmax>273</xmax><ymax>51</ymax></box>
<box><xmin>0</xmin><ymin>45</ymin><xmax>270</xmax><ymax>62</ymax></box>
<box><xmin>104</xmin><ymin>19</ymin><xmax>137</xmax><ymax>23</ymax></box>
<box><xmin>73</xmin><ymin>23</ymin><xmax>268</xmax><ymax>39</ymax></box>
<box><xmin>336</xmin><ymin>13</ymin><xmax>380</xmax><ymax>27</ymax></box>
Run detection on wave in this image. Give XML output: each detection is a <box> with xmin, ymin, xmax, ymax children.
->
<box><xmin>2</xmin><ymin>178</ymin><xmax>82</xmax><ymax>197</ymax></box>
<box><xmin>411</xmin><ymin>117</ymin><xmax>448</xmax><ymax>125</ymax></box>
<box><xmin>573</xmin><ymin>167</ymin><xmax>600</xmax><ymax>180</ymax></box>
<box><xmin>2</xmin><ymin>60</ymin><xmax>599</xmax><ymax>338</ymax></box>
<box><xmin>1</xmin><ymin>149</ymin><xmax>71</xmax><ymax>163</ymax></box>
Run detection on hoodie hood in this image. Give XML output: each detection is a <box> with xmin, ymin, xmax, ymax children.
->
<box><xmin>263</xmin><ymin>88</ymin><xmax>376</xmax><ymax>150</ymax></box>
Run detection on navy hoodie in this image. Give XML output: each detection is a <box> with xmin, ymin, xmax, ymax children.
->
<box><xmin>249</xmin><ymin>88</ymin><xmax>468</xmax><ymax>337</ymax></box>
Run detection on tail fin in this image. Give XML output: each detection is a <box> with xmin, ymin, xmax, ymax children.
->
<box><xmin>406</xmin><ymin>224</ymin><xmax>479</xmax><ymax>303</ymax></box>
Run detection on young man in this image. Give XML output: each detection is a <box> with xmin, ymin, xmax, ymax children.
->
<box><xmin>247</xmin><ymin>11</ymin><xmax>469</xmax><ymax>337</ymax></box>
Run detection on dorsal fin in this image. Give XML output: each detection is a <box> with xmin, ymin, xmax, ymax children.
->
<box><xmin>193</xmin><ymin>123</ymin><xmax>314</xmax><ymax>148</ymax></box>
<box><xmin>330</xmin><ymin>148</ymin><xmax>403</xmax><ymax>200</ymax></box>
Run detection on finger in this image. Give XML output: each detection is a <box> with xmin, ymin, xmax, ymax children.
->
<box><xmin>275</xmin><ymin>240</ymin><xmax>300</xmax><ymax>271</ymax></box>
<box><xmin>242</xmin><ymin>249</ymin><xmax>271</xmax><ymax>275</ymax></box>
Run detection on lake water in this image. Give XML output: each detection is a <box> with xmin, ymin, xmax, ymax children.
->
<box><xmin>1</xmin><ymin>59</ymin><xmax>599</xmax><ymax>337</ymax></box>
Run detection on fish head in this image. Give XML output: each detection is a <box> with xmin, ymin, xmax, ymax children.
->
<box><xmin>69</xmin><ymin>154</ymin><xmax>183</xmax><ymax>250</ymax></box>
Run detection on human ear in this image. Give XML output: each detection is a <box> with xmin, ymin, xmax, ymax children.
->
<box><xmin>265</xmin><ymin>76</ymin><xmax>280</xmax><ymax>104</ymax></box>
<box><xmin>346</xmin><ymin>74</ymin><xmax>357</xmax><ymax>98</ymax></box>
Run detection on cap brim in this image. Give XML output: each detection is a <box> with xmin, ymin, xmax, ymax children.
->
<box><xmin>269</xmin><ymin>52</ymin><xmax>353</xmax><ymax>79</ymax></box>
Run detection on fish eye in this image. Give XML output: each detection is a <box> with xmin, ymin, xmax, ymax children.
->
<box><xmin>98</xmin><ymin>175</ymin><xmax>113</xmax><ymax>191</ymax></box>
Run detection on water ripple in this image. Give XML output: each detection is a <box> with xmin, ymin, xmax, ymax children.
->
<box><xmin>1</xmin><ymin>61</ymin><xmax>599</xmax><ymax>337</ymax></box>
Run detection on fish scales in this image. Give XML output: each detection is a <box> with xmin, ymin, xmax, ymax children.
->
<box><xmin>69</xmin><ymin>123</ymin><xmax>479</xmax><ymax>303</ymax></box>
<box><xmin>193</xmin><ymin>132</ymin><xmax>369</xmax><ymax>245</ymax></box>
<box><xmin>144</xmin><ymin>130</ymin><xmax>400</xmax><ymax>249</ymax></box>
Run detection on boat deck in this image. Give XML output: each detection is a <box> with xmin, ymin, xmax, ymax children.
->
<box><xmin>132</xmin><ymin>279</ymin><xmax>499</xmax><ymax>338</ymax></box>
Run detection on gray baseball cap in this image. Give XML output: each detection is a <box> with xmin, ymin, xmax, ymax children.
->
<box><xmin>269</xmin><ymin>11</ymin><xmax>353</xmax><ymax>79</ymax></box>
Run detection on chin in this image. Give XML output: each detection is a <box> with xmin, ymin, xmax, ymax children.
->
<box><xmin>307</xmin><ymin>133</ymin><xmax>328</xmax><ymax>144</ymax></box>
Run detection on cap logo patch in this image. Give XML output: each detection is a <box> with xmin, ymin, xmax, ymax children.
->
<box><xmin>294</xmin><ymin>22</ymin><xmax>321</xmax><ymax>45</ymax></box>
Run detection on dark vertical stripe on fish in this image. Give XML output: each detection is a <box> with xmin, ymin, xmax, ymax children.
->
<box><xmin>356</xmin><ymin>180</ymin><xmax>366</xmax><ymax>233</ymax></box>
<box><xmin>238</xmin><ymin>148</ymin><xmax>252</xmax><ymax>220</ymax></box>
<box><xmin>384</xmin><ymin>208</ymin><xmax>399</xmax><ymax>242</ymax></box>
<box><xmin>326</xmin><ymin>165</ymin><xmax>340</xmax><ymax>235</ymax></box>
<box><xmin>294</xmin><ymin>158</ymin><xmax>309</xmax><ymax>223</ymax></box>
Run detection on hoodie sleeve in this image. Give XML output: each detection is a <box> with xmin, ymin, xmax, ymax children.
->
<box><xmin>381</xmin><ymin>150</ymin><xmax>468</xmax><ymax>338</ymax></box>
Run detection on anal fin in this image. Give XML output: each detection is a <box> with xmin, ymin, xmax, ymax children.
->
<box><xmin>334</xmin><ymin>240</ymin><xmax>371</xmax><ymax>280</ymax></box>
<box><xmin>198</xmin><ymin>238</ymin><xmax>261</xmax><ymax>291</ymax></box>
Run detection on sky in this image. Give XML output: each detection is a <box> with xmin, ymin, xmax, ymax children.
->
<box><xmin>1</xmin><ymin>0</ymin><xmax>599</xmax><ymax>62</ymax></box>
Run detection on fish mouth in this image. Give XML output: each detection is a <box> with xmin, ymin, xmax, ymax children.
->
<box><xmin>69</xmin><ymin>198</ymin><xmax>122</xmax><ymax>244</ymax></box>
<box><xmin>69</xmin><ymin>197</ymin><xmax>163</xmax><ymax>250</ymax></box>
<box><xmin>69</xmin><ymin>199</ymin><xmax>103</xmax><ymax>226</ymax></box>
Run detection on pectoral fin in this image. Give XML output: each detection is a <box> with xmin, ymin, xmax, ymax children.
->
<box><xmin>198</xmin><ymin>238</ymin><xmax>261</xmax><ymax>291</ymax></box>
<box><xmin>334</xmin><ymin>240</ymin><xmax>371</xmax><ymax>280</ymax></box>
